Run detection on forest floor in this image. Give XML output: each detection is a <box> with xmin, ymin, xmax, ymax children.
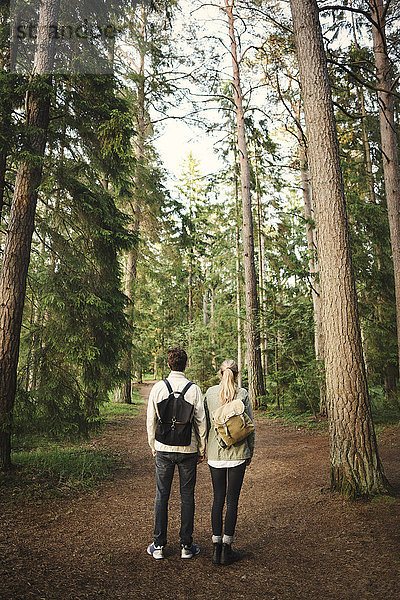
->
<box><xmin>1</xmin><ymin>382</ymin><xmax>400</xmax><ymax>600</ymax></box>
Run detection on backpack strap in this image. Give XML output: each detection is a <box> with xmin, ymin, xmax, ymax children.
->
<box><xmin>163</xmin><ymin>379</ymin><xmax>173</xmax><ymax>394</ymax></box>
<box><xmin>181</xmin><ymin>382</ymin><xmax>195</xmax><ymax>423</ymax></box>
<box><xmin>154</xmin><ymin>380</ymin><xmax>173</xmax><ymax>421</ymax></box>
<box><xmin>181</xmin><ymin>381</ymin><xmax>193</xmax><ymax>397</ymax></box>
<box><xmin>164</xmin><ymin>379</ymin><xmax>193</xmax><ymax>397</ymax></box>
<box><xmin>157</xmin><ymin>380</ymin><xmax>193</xmax><ymax>421</ymax></box>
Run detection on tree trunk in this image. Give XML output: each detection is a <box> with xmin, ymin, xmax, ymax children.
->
<box><xmin>121</xmin><ymin>250</ymin><xmax>135</xmax><ymax>404</ymax></box>
<box><xmin>0</xmin><ymin>150</ymin><xmax>7</xmax><ymax>225</ymax></box>
<box><xmin>255</xmin><ymin>152</ymin><xmax>268</xmax><ymax>386</ymax></box>
<box><xmin>234</xmin><ymin>156</ymin><xmax>243</xmax><ymax>388</ymax></box>
<box><xmin>358</xmin><ymin>87</ymin><xmax>377</xmax><ymax>205</ymax></box>
<box><xmin>370</xmin><ymin>0</ymin><xmax>400</xmax><ymax>378</ymax></box>
<box><xmin>289</xmin><ymin>0</ymin><xmax>389</xmax><ymax>498</ymax></box>
<box><xmin>120</xmin><ymin>5</ymin><xmax>148</xmax><ymax>403</ymax></box>
<box><xmin>351</xmin><ymin>12</ymin><xmax>396</xmax><ymax>396</ymax></box>
<box><xmin>273</xmin><ymin>294</ymin><xmax>280</xmax><ymax>409</ymax></box>
<box><xmin>188</xmin><ymin>250</ymin><xmax>193</xmax><ymax>360</ymax></box>
<box><xmin>0</xmin><ymin>0</ymin><xmax>60</xmax><ymax>470</ymax></box>
<box><xmin>203</xmin><ymin>289</ymin><xmax>208</xmax><ymax>325</ymax></box>
<box><xmin>224</xmin><ymin>0</ymin><xmax>265</xmax><ymax>404</ymax></box>
<box><xmin>297</xmin><ymin>121</ymin><xmax>326</xmax><ymax>414</ymax></box>
<box><xmin>153</xmin><ymin>354</ymin><xmax>158</xmax><ymax>381</ymax></box>
<box><xmin>260</xmin><ymin>230</ymin><xmax>268</xmax><ymax>378</ymax></box>
<box><xmin>210</xmin><ymin>287</ymin><xmax>217</xmax><ymax>371</ymax></box>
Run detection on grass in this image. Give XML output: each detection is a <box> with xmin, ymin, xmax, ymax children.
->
<box><xmin>258</xmin><ymin>386</ymin><xmax>400</xmax><ymax>433</ymax></box>
<box><xmin>1</xmin><ymin>445</ymin><xmax>120</xmax><ymax>502</ymax></box>
<box><xmin>370</xmin><ymin>494</ymin><xmax>398</xmax><ymax>504</ymax></box>
<box><xmin>3</xmin><ymin>391</ymin><xmax>145</xmax><ymax>503</ymax></box>
<box><xmin>100</xmin><ymin>396</ymin><xmax>144</xmax><ymax>419</ymax></box>
<box><xmin>102</xmin><ymin>386</ymin><xmax>145</xmax><ymax>418</ymax></box>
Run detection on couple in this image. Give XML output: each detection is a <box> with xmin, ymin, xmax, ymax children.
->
<box><xmin>146</xmin><ymin>346</ymin><xmax>255</xmax><ymax>565</ymax></box>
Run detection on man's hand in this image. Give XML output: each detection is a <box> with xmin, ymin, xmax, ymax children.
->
<box><xmin>246</xmin><ymin>458</ymin><xmax>252</xmax><ymax>467</ymax></box>
<box><xmin>197</xmin><ymin>455</ymin><xmax>205</xmax><ymax>464</ymax></box>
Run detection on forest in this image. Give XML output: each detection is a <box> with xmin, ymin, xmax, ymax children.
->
<box><xmin>1</xmin><ymin>2</ymin><xmax>400</xmax><ymax>599</ymax></box>
<box><xmin>1</xmin><ymin>0</ymin><xmax>400</xmax><ymax>502</ymax></box>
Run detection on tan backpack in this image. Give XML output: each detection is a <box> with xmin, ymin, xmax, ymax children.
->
<box><xmin>212</xmin><ymin>399</ymin><xmax>255</xmax><ymax>448</ymax></box>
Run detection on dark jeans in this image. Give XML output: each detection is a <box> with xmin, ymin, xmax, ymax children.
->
<box><xmin>154</xmin><ymin>451</ymin><xmax>198</xmax><ymax>548</ymax></box>
<box><xmin>209</xmin><ymin>462</ymin><xmax>246</xmax><ymax>538</ymax></box>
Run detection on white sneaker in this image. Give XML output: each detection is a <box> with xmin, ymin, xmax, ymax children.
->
<box><xmin>181</xmin><ymin>543</ymin><xmax>200</xmax><ymax>559</ymax></box>
<box><xmin>147</xmin><ymin>543</ymin><xmax>164</xmax><ymax>559</ymax></box>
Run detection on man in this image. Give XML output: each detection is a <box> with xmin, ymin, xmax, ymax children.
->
<box><xmin>146</xmin><ymin>347</ymin><xmax>207</xmax><ymax>560</ymax></box>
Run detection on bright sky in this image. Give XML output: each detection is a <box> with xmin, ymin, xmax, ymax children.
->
<box><xmin>152</xmin><ymin>0</ymin><xmax>228</xmax><ymax>186</ymax></box>
<box><xmin>154</xmin><ymin>119</ymin><xmax>224</xmax><ymax>185</ymax></box>
<box><xmin>148</xmin><ymin>0</ymin><xmax>362</xmax><ymax>194</ymax></box>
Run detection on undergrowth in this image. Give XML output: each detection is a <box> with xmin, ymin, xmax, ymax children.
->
<box><xmin>3</xmin><ymin>390</ymin><xmax>144</xmax><ymax>503</ymax></box>
<box><xmin>259</xmin><ymin>395</ymin><xmax>400</xmax><ymax>433</ymax></box>
<box><xmin>257</xmin><ymin>407</ymin><xmax>328</xmax><ymax>431</ymax></box>
<box><xmin>0</xmin><ymin>446</ymin><xmax>120</xmax><ymax>502</ymax></box>
<box><xmin>100</xmin><ymin>393</ymin><xmax>144</xmax><ymax>419</ymax></box>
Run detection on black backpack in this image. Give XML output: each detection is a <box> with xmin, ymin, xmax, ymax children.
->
<box><xmin>155</xmin><ymin>380</ymin><xmax>194</xmax><ymax>446</ymax></box>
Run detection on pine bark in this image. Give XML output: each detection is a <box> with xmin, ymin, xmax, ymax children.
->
<box><xmin>210</xmin><ymin>287</ymin><xmax>217</xmax><ymax>371</ymax></box>
<box><xmin>0</xmin><ymin>0</ymin><xmax>60</xmax><ymax>470</ymax></box>
<box><xmin>255</xmin><ymin>153</ymin><xmax>268</xmax><ymax>384</ymax></box>
<box><xmin>370</xmin><ymin>0</ymin><xmax>400</xmax><ymax>377</ymax></box>
<box><xmin>224</xmin><ymin>0</ymin><xmax>265</xmax><ymax>403</ymax></box>
<box><xmin>234</xmin><ymin>156</ymin><xmax>243</xmax><ymax>388</ymax></box>
<box><xmin>0</xmin><ymin>151</ymin><xmax>6</xmax><ymax>225</ymax></box>
<box><xmin>273</xmin><ymin>293</ymin><xmax>280</xmax><ymax>409</ymax></box>
<box><xmin>289</xmin><ymin>0</ymin><xmax>389</xmax><ymax>497</ymax></box>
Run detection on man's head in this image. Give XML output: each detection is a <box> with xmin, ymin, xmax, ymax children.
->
<box><xmin>167</xmin><ymin>347</ymin><xmax>187</xmax><ymax>372</ymax></box>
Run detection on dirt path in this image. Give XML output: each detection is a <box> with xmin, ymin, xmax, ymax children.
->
<box><xmin>1</xmin><ymin>382</ymin><xmax>399</xmax><ymax>600</ymax></box>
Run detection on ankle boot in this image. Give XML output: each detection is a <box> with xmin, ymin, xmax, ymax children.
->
<box><xmin>212</xmin><ymin>542</ymin><xmax>222</xmax><ymax>564</ymax></box>
<box><xmin>220</xmin><ymin>543</ymin><xmax>240</xmax><ymax>565</ymax></box>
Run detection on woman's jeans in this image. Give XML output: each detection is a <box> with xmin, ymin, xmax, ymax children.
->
<box><xmin>209</xmin><ymin>462</ymin><xmax>246</xmax><ymax>538</ymax></box>
<box><xmin>154</xmin><ymin>451</ymin><xmax>198</xmax><ymax>548</ymax></box>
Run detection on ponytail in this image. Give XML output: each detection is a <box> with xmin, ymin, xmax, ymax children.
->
<box><xmin>218</xmin><ymin>359</ymin><xmax>239</xmax><ymax>404</ymax></box>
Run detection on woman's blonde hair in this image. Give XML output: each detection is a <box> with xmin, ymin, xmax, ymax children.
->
<box><xmin>219</xmin><ymin>359</ymin><xmax>239</xmax><ymax>405</ymax></box>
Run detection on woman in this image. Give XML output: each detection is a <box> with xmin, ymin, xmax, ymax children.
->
<box><xmin>204</xmin><ymin>359</ymin><xmax>255</xmax><ymax>565</ymax></box>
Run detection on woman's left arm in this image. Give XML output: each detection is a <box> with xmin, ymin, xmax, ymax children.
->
<box><xmin>244</xmin><ymin>392</ymin><xmax>255</xmax><ymax>456</ymax></box>
<box><xmin>204</xmin><ymin>394</ymin><xmax>211</xmax><ymax>435</ymax></box>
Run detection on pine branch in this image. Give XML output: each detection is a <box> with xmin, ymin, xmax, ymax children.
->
<box><xmin>326</xmin><ymin>56</ymin><xmax>400</xmax><ymax>100</ymax></box>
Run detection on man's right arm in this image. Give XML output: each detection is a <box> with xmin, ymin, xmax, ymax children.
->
<box><xmin>193</xmin><ymin>386</ymin><xmax>207</xmax><ymax>458</ymax></box>
<box><xmin>146</xmin><ymin>386</ymin><xmax>157</xmax><ymax>456</ymax></box>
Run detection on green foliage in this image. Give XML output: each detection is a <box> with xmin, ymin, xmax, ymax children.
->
<box><xmin>16</xmin><ymin>74</ymin><xmax>135</xmax><ymax>438</ymax></box>
<box><xmin>369</xmin><ymin>386</ymin><xmax>400</xmax><ymax>425</ymax></box>
<box><xmin>259</xmin><ymin>406</ymin><xmax>328</xmax><ymax>432</ymax></box>
<box><xmin>5</xmin><ymin>0</ymin><xmax>400</xmax><ymax>465</ymax></box>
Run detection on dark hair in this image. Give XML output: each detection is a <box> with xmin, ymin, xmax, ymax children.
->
<box><xmin>167</xmin><ymin>347</ymin><xmax>188</xmax><ymax>372</ymax></box>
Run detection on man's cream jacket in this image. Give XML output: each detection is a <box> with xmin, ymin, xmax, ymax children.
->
<box><xmin>146</xmin><ymin>371</ymin><xmax>207</xmax><ymax>456</ymax></box>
